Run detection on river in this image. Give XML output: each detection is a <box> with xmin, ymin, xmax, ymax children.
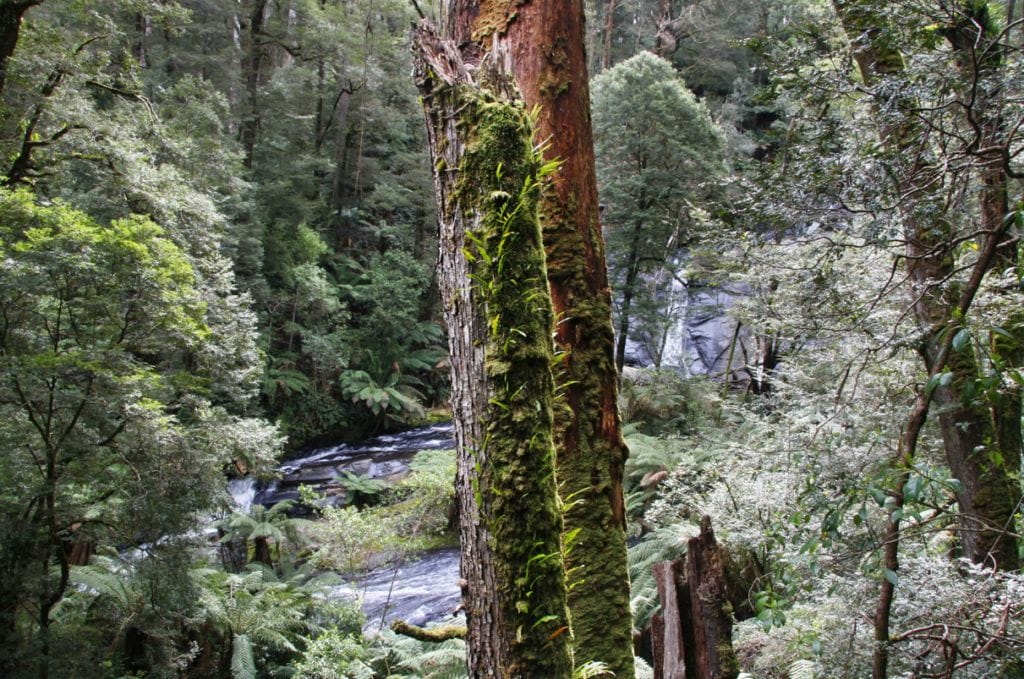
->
<box><xmin>229</xmin><ymin>422</ymin><xmax>462</xmax><ymax>630</ymax></box>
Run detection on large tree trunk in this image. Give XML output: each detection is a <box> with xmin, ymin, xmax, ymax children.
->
<box><xmin>445</xmin><ymin>0</ymin><xmax>636</xmax><ymax>673</ymax></box>
<box><xmin>413</xmin><ymin>26</ymin><xmax>573</xmax><ymax>677</ymax></box>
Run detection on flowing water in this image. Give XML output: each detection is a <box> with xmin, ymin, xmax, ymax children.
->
<box><xmin>228</xmin><ymin>422</ymin><xmax>462</xmax><ymax>629</ymax></box>
<box><xmin>254</xmin><ymin>421</ymin><xmax>455</xmax><ymax>507</ymax></box>
<box><xmin>331</xmin><ymin>548</ymin><xmax>462</xmax><ymax>632</ymax></box>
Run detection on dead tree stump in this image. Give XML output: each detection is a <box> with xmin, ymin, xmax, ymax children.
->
<box><xmin>651</xmin><ymin>516</ymin><xmax>739</xmax><ymax>679</ymax></box>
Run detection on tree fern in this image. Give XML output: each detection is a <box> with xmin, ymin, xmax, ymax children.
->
<box><xmin>362</xmin><ymin>630</ymin><xmax>467</xmax><ymax>678</ymax></box>
<box><xmin>68</xmin><ymin>553</ymin><xmax>139</xmax><ymax>615</ymax></box>
<box><xmin>395</xmin><ymin>639</ymin><xmax>467</xmax><ymax>678</ymax></box>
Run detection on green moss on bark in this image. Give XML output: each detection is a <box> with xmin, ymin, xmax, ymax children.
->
<box><xmin>543</xmin><ymin>194</ymin><xmax>634</xmax><ymax>675</ymax></box>
<box><xmin>458</xmin><ymin>94</ymin><xmax>574</xmax><ymax>678</ymax></box>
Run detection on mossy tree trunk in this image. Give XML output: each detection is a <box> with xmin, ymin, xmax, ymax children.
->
<box><xmin>445</xmin><ymin>0</ymin><xmax>635</xmax><ymax>673</ymax></box>
<box><xmin>413</xmin><ymin>25</ymin><xmax>573</xmax><ymax>677</ymax></box>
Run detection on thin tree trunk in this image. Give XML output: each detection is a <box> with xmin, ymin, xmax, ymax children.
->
<box><xmin>615</xmin><ymin>228</ymin><xmax>642</xmax><ymax>374</ymax></box>
<box><xmin>132</xmin><ymin>12</ymin><xmax>149</xmax><ymax>68</ymax></box>
<box><xmin>1008</xmin><ymin>0</ymin><xmax>1019</xmax><ymax>51</ymax></box>
<box><xmin>329</xmin><ymin>88</ymin><xmax>352</xmax><ymax>234</ymax></box>
<box><xmin>601</xmin><ymin>0</ymin><xmax>617</xmax><ymax>70</ymax></box>
<box><xmin>239</xmin><ymin>0</ymin><xmax>268</xmax><ymax>169</ymax></box>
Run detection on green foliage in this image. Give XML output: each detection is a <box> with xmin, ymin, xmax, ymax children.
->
<box><xmin>620</xmin><ymin>369</ymin><xmax>719</xmax><ymax>434</ymax></box>
<box><xmin>359</xmin><ymin>630</ymin><xmax>467</xmax><ymax>679</ymax></box>
<box><xmin>337</xmin><ymin>471</ymin><xmax>388</xmax><ymax>507</ymax></box>
<box><xmin>221</xmin><ymin>500</ymin><xmax>311</xmax><ymax>568</ymax></box>
<box><xmin>191</xmin><ymin>563</ymin><xmax>351</xmax><ymax>677</ymax></box>
<box><xmin>231</xmin><ymin>633</ymin><xmax>257</xmax><ymax>679</ymax></box>
<box><xmin>592</xmin><ymin>52</ymin><xmax>727</xmax><ymax>367</ymax></box>
<box><xmin>291</xmin><ymin>628</ymin><xmax>370</xmax><ymax>679</ymax></box>
<box><xmin>310</xmin><ymin>449</ymin><xmax>456</xmax><ymax>573</ymax></box>
<box><xmin>627</xmin><ymin>524</ymin><xmax>694</xmax><ymax>630</ymax></box>
<box><xmin>0</xmin><ymin>187</ymin><xmax>281</xmax><ymax>675</ymax></box>
<box><xmin>272</xmin><ymin>248</ymin><xmax>443</xmax><ymax>440</ymax></box>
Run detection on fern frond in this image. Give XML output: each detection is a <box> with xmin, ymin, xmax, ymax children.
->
<box><xmin>574</xmin><ymin>660</ymin><xmax>612</xmax><ymax>678</ymax></box>
<box><xmin>396</xmin><ymin>642</ymin><xmax>467</xmax><ymax>677</ymax></box>
<box><xmin>231</xmin><ymin>633</ymin><xmax>257</xmax><ymax>679</ymax></box>
<box><xmin>70</xmin><ymin>565</ymin><xmax>134</xmax><ymax>611</ymax></box>
<box><xmin>788</xmin><ymin>659</ymin><xmax>816</xmax><ymax>679</ymax></box>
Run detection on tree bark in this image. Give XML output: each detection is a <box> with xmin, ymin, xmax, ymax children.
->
<box><xmin>600</xmin><ymin>0</ymin><xmax>617</xmax><ymax>71</ymax></box>
<box><xmin>615</xmin><ymin>221</ymin><xmax>643</xmax><ymax>374</ymax></box>
<box><xmin>445</xmin><ymin>0</ymin><xmax>635</xmax><ymax>672</ymax></box>
<box><xmin>650</xmin><ymin>517</ymin><xmax>739</xmax><ymax>679</ymax></box>
<box><xmin>413</xmin><ymin>25</ymin><xmax>573</xmax><ymax>677</ymax></box>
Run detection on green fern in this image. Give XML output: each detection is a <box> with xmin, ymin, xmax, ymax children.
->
<box><xmin>395</xmin><ymin>639</ymin><xmax>467</xmax><ymax>678</ymax></box>
<box><xmin>361</xmin><ymin>630</ymin><xmax>467</xmax><ymax>678</ymax></box>
<box><xmin>574</xmin><ymin>660</ymin><xmax>612</xmax><ymax>678</ymax></box>
<box><xmin>231</xmin><ymin>633</ymin><xmax>257</xmax><ymax>679</ymax></box>
<box><xmin>628</xmin><ymin>523</ymin><xmax>695</xmax><ymax>629</ymax></box>
<box><xmin>69</xmin><ymin>553</ymin><xmax>139</xmax><ymax>615</ymax></box>
<box><xmin>192</xmin><ymin>563</ymin><xmax>331</xmax><ymax>675</ymax></box>
<box><xmin>788</xmin><ymin>659</ymin><xmax>816</xmax><ymax>679</ymax></box>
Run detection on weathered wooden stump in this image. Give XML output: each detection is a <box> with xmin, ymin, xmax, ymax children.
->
<box><xmin>651</xmin><ymin>515</ymin><xmax>739</xmax><ymax>679</ymax></box>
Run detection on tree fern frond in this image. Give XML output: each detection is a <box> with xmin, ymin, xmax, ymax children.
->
<box><xmin>396</xmin><ymin>641</ymin><xmax>467</xmax><ymax>677</ymax></box>
<box><xmin>789</xmin><ymin>659</ymin><xmax>816</xmax><ymax>679</ymax></box>
<box><xmin>231</xmin><ymin>633</ymin><xmax>257</xmax><ymax>679</ymax></box>
<box><xmin>70</xmin><ymin>564</ymin><xmax>134</xmax><ymax>611</ymax></box>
